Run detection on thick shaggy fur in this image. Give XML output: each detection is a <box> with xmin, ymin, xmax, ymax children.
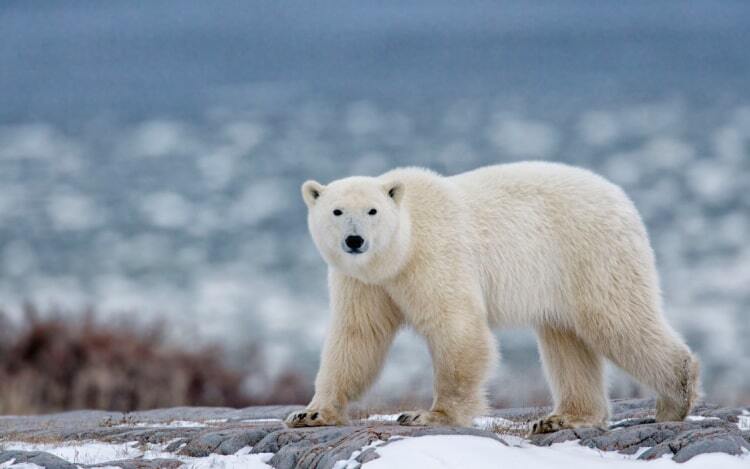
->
<box><xmin>286</xmin><ymin>162</ymin><xmax>699</xmax><ymax>432</ymax></box>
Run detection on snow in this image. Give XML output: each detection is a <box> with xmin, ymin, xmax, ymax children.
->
<box><xmin>179</xmin><ymin>446</ymin><xmax>273</xmax><ymax>469</ymax></box>
<box><xmin>367</xmin><ymin>413</ymin><xmax>527</xmax><ymax>433</ymax></box>
<box><xmin>113</xmin><ymin>420</ymin><xmax>210</xmax><ymax>428</ymax></box>
<box><xmin>609</xmin><ymin>417</ymin><xmax>636</xmax><ymax>426</ymax></box>
<box><xmin>363</xmin><ymin>435</ymin><xmax>750</xmax><ymax>469</ymax></box>
<box><xmin>0</xmin><ymin>441</ymin><xmax>273</xmax><ymax>469</ymax></box>
<box><xmin>0</xmin><ymin>461</ymin><xmax>45</xmax><ymax>469</ymax></box>
<box><xmin>739</xmin><ymin>410</ymin><xmax>750</xmax><ymax>431</ymax></box>
<box><xmin>1</xmin><ymin>441</ymin><xmax>143</xmax><ymax>465</ymax></box>
<box><xmin>366</xmin><ymin>414</ymin><xmax>400</xmax><ymax>422</ymax></box>
<box><xmin>472</xmin><ymin>415</ymin><xmax>527</xmax><ymax>432</ymax></box>
<box><xmin>685</xmin><ymin>415</ymin><xmax>721</xmax><ymax>422</ymax></box>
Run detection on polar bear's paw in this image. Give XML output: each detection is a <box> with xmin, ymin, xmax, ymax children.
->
<box><xmin>528</xmin><ymin>414</ymin><xmax>606</xmax><ymax>435</ymax></box>
<box><xmin>285</xmin><ymin>408</ymin><xmax>347</xmax><ymax>428</ymax></box>
<box><xmin>396</xmin><ymin>410</ymin><xmax>455</xmax><ymax>426</ymax></box>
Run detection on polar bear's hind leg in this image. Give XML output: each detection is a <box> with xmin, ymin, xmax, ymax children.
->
<box><xmin>579</xmin><ymin>311</ymin><xmax>699</xmax><ymax>424</ymax></box>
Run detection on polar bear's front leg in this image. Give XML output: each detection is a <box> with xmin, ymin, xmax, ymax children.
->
<box><xmin>398</xmin><ymin>310</ymin><xmax>496</xmax><ymax>427</ymax></box>
<box><xmin>286</xmin><ymin>272</ymin><xmax>402</xmax><ymax>428</ymax></box>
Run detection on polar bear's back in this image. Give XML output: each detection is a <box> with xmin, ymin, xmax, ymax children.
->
<box><xmin>447</xmin><ymin>162</ymin><xmax>658</xmax><ymax>327</ymax></box>
<box><xmin>451</xmin><ymin>161</ymin><xmax>628</xmax><ymax>206</ymax></box>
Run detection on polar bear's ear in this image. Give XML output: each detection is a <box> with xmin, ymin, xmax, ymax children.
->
<box><xmin>301</xmin><ymin>180</ymin><xmax>325</xmax><ymax>207</ymax></box>
<box><xmin>384</xmin><ymin>181</ymin><xmax>404</xmax><ymax>205</ymax></box>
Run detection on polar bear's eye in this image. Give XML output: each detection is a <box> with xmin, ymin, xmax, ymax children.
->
<box><xmin>368</xmin><ymin>208</ymin><xmax>377</xmax><ymax>216</ymax></box>
<box><xmin>333</xmin><ymin>209</ymin><xmax>343</xmax><ymax>216</ymax></box>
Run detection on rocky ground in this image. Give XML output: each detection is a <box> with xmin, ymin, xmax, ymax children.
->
<box><xmin>0</xmin><ymin>399</ymin><xmax>748</xmax><ymax>468</ymax></box>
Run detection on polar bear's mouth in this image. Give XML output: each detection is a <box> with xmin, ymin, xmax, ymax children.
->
<box><xmin>343</xmin><ymin>244</ymin><xmax>368</xmax><ymax>255</ymax></box>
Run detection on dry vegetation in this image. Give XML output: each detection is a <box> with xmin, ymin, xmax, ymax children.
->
<box><xmin>0</xmin><ymin>306</ymin><xmax>312</xmax><ymax>414</ymax></box>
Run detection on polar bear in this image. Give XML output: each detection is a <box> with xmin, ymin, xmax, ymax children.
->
<box><xmin>286</xmin><ymin>162</ymin><xmax>699</xmax><ymax>433</ymax></box>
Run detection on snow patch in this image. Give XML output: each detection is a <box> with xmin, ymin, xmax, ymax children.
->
<box><xmin>739</xmin><ymin>410</ymin><xmax>750</xmax><ymax>431</ymax></box>
<box><xmin>366</xmin><ymin>414</ymin><xmax>526</xmax><ymax>434</ymax></box>
<box><xmin>686</xmin><ymin>415</ymin><xmax>721</xmax><ymax>422</ymax></box>
<box><xmin>0</xmin><ymin>441</ymin><xmax>273</xmax><ymax>469</ymax></box>
<box><xmin>0</xmin><ymin>460</ymin><xmax>45</xmax><ymax>469</ymax></box>
<box><xmin>1</xmin><ymin>441</ymin><xmax>144</xmax><ymax>465</ymax></box>
<box><xmin>609</xmin><ymin>417</ymin><xmax>636</xmax><ymax>426</ymax></box>
<box><xmin>113</xmin><ymin>420</ymin><xmax>209</xmax><ymax>428</ymax></box>
<box><xmin>472</xmin><ymin>415</ymin><xmax>526</xmax><ymax>432</ymax></box>
<box><xmin>179</xmin><ymin>446</ymin><xmax>273</xmax><ymax>469</ymax></box>
<box><xmin>364</xmin><ymin>435</ymin><xmax>750</xmax><ymax>469</ymax></box>
<box><xmin>366</xmin><ymin>414</ymin><xmax>525</xmax><ymax>433</ymax></box>
<box><xmin>366</xmin><ymin>414</ymin><xmax>400</xmax><ymax>423</ymax></box>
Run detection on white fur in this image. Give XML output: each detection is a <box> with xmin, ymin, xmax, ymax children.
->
<box><xmin>287</xmin><ymin>162</ymin><xmax>699</xmax><ymax>431</ymax></box>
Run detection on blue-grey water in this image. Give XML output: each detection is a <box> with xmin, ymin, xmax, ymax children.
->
<box><xmin>1</xmin><ymin>1</ymin><xmax>749</xmax><ymax>404</ymax></box>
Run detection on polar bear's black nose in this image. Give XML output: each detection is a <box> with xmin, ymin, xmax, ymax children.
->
<box><xmin>345</xmin><ymin>235</ymin><xmax>365</xmax><ymax>250</ymax></box>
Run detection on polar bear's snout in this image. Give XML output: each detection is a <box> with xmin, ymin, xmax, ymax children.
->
<box><xmin>343</xmin><ymin>235</ymin><xmax>368</xmax><ymax>254</ymax></box>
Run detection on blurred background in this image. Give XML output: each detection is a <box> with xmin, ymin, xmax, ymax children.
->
<box><xmin>1</xmin><ymin>0</ymin><xmax>748</xmax><ymax>414</ymax></box>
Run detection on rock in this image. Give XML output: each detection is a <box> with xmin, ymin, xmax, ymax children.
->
<box><xmin>524</xmin><ymin>401</ymin><xmax>750</xmax><ymax>462</ymax></box>
<box><xmin>178</xmin><ymin>430</ymin><xmax>237</xmax><ymax>457</ymax></box>
<box><xmin>0</xmin><ymin>410</ymin><xmax>124</xmax><ymax>441</ymax></box>
<box><xmin>356</xmin><ymin>447</ymin><xmax>380</xmax><ymax>464</ymax></box>
<box><xmin>609</xmin><ymin>417</ymin><xmax>656</xmax><ymax>429</ymax></box>
<box><xmin>179</xmin><ymin>428</ymin><xmax>274</xmax><ymax>457</ymax></box>
<box><xmin>530</xmin><ymin>426</ymin><xmax>606</xmax><ymax>446</ymax></box>
<box><xmin>576</xmin><ymin>422</ymin><xmax>687</xmax><ymax>452</ymax></box>
<box><xmin>639</xmin><ymin>427</ymin><xmax>750</xmax><ymax>462</ymax></box>
<box><xmin>91</xmin><ymin>427</ymin><xmax>204</xmax><ymax>446</ymax></box>
<box><xmin>697</xmin><ymin>408</ymin><xmax>743</xmax><ymax>422</ymax></box>
<box><xmin>125</xmin><ymin>405</ymin><xmax>302</xmax><ymax>424</ymax></box>
<box><xmin>85</xmin><ymin>458</ymin><xmax>184</xmax><ymax>468</ymax></box>
<box><xmin>217</xmin><ymin>429</ymin><xmax>272</xmax><ymax>454</ymax></box>
<box><xmin>672</xmin><ymin>433</ymin><xmax>748</xmax><ymax>463</ymax></box>
<box><xmin>164</xmin><ymin>437</ymin><xmax>190</xmax><ymax>452</ymax></box>
<box><xmin>0</xmin><ymin>450</ymin><xmax>78</xmax><ymax>469</ymax></box>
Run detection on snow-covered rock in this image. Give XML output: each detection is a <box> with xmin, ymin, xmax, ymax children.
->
<box><xmin>0</xmin><ymin>400</ymin><xmax>747</xmax><ymax>468</ymax></box>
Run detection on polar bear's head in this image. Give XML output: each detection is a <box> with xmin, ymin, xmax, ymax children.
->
<box><xmin>301</xmin><ymin>176</ymin><xmax>406</xmax><ymax>280</ymax></box>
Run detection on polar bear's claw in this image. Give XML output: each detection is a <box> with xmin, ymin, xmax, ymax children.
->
<box><xmin>284</xmin><ymin>409</ymin><xmax>346</xmax><ymax>428</ymax></box>
<box><xmin>397</xmin><ymin>410</ymin><xmax>455</xmax><ymax>426</ymax></box>
<box><xmin>397</xmin><ymin>412</ymin><xmax>419</xmax><ymax>424</ymax></box>
<box><xmin>528</xmin><ymin>414</ymin><xmax>607</xmax><ymax>435</ymax></box>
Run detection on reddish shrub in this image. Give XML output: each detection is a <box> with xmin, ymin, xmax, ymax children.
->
<box><xmin>0</xmin><ymin>306</ymin><xmax>312</xmax><ymax>414</ymax></box>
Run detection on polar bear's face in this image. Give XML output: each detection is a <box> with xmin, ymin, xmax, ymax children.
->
<box><xmin>301</xmin><ymin>177</ymin><xmax>404</xmax><ymax>273</ymax></box>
